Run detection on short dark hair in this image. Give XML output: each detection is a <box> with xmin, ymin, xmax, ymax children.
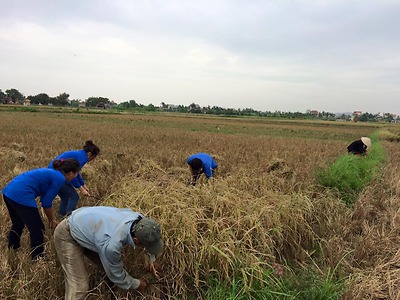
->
<box><xmin>189</xmin><ymin>158</ymin><xmax>203</xmax><ymax>171</ymax></box>
<box><xmin>83</xmin><ymin>140</ymin><xmax>100</xmax><ymax>157</ymax></box>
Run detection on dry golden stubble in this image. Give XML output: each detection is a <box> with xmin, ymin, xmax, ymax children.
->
<box><xmin>1</xmin><ymin>111</ymin><xmax>397</xmax><ymax>299</ymax></box>
<box><xmin>100</xmin><ymin>168</ymin><xmax>324</xmax><ymax>297</ymax></box>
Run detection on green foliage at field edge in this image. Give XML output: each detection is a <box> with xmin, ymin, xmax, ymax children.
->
<box><xmin>199</xmin><ymin>265</ymin><xmax>347</xmax><ymax>300</ymax></box>
<box><xmin>315</xmin><ymin>134</ymin><xmax>385</xmax><ymax>205</ymax></box>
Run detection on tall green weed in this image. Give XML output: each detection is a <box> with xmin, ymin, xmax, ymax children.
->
<box><xmin>315</xmin><ymin>134</ymin><xmax>384</xmax><ymax>205</ymax></box>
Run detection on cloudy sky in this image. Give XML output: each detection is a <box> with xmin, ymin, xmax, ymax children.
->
<box><xmin>1</xmin><ymin>0</ymin><xmax>399</xmax><ymax>114</ymax></box>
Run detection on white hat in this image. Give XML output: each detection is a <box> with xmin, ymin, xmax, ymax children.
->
<box><xmin>361</xmin><ymin>137</ymin><xmax>372</xmax><ymax>149</ymax></box>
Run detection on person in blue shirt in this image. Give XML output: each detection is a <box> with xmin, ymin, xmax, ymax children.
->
<box><xmin>53</xmin><ymin>206</ymin><xmax>164</xmax><ymax>299</ymax></box>
<box><xmin>2</xmin><ymin>158</ymin><xmax>80</xmax><ymax>260</ymax></box>
<box><xmin>48</xmin><ymin>140</ymin><xmax>100</xmax><ymax>217</ymax></box>
<box><xmin>187</xmin><ymin>153</ymin><xmax>218</xmax><ymax>186</ymax></box>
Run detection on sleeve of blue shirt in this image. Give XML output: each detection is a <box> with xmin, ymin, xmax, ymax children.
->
<box><xmin>98</xmin><ymin>240</ymin><xmax>140</xmax><ymax>289</ymax></box>
<box><xmin>77</xmin><ymin>173</ymin><xmax>85</xmax><ymax>186</ymax></box>
<box><xmin>68</xmin><ymin>207</ymin><xmax>143</xmax><ymax>290</ymax></box>
<box><xmin>211</xmin><ymin>158</ymin><xmax>217</xmax><ymax>170</ymax></box>
<box><xmin>70</xmin><ymin>173</ymin><xmax>84</xmax><ymax>188</ymax></box>
<box><xmin>203</xmin><ymin>165</ymin><xmax>212</xmax><ymax>178</ymax></box>
<box><xmin>41</xmin><ymin>175</ymin><xmax>66</xmax><ymax>208</ymax></box>
<box><xmin>203</xmin><ymin>157</ymin><xmax>217</xmax><ymax>178</ymax></box>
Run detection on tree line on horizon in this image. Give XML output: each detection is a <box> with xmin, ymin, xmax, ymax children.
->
<box><xmin>1</xmin><ymin>87</ymin><xmax>398</xmax><ymax>122</ymax></box>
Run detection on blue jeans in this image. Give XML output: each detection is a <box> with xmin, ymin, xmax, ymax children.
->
<box><xmin>58</xmin><ymin>184</ymin><xmax>79</xmax><ymax>217</ymax></box>
<box><xmin>3</xmin><ymin>194</ymin><xmax>45</xmax><ymax>260</ymax></box>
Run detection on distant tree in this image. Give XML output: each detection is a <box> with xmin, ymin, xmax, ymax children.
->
<box><xmin>48</xmin><ymin>97</ymin><xmax>56</xmax><ymax>105</ymax></box>
<box><xmin>6</xmin><ymin>88</ymin><xmax>24</xmax><ymax>103</ymax></box>
<box><xmin>129</xmin><ymin>100</ymin><xmax>139</xmax><ymax>108</ymax></box>
<box><xmin>338</xmin><ymin>114</ymin><xmax>350</xmax><ymax>121</ymax></box>
<box><xmin>176</xmin><ymin>104</ymin><xmax>187</xmax><ymax>113</ymax></box>
<box><xmin>210</xmin><ymin>106</ymin><xmax>224</xmax><ymax>115</ymax></box>
<box><xmin>116</xmin><ymin>100</ymin><xmax>140</xmax><ymax>109</ymax></box>
<box><xmin>189</xmin><ymin>103</ymin><xmax>202</xmax><ymax>113</ymax></box>
<box><xmin>53</xmin><ymin>92</ymin><xmax>70</xmax><ymax>106</ymax></box>
<box><xmin>117</xmin><ymin>101</ymin><xmax>130</xmax><ymax>109</ymax></box>
<box><xmin>146</xmin><ymin>103</ymin><xmax>156</xmax><ymax>111</ymax></box>
<box><xmin>382</xmin><ymin>113</ymin><xmax>394</xmax><ymax>123</ymax></box>
<box><xmin>29</xmin><ymin>93</ymin><xmax>50</xmax><ymax>105</ymax></box>
<box><xmin>70</xmin><ymin>99</ymin><xmax>80</xmax><ymax>107</ymax></box>
<box><xmin>0</xmin><ymin>89</ymin><xmax>9</xmax><ymax>104</ymax></box>
<box><xmin>358</xmin><ymin>112</ymin><xmax>377</xmax><ymax>122</ymax></box>
<box><xmin>239</xmin><ymin>108</ymin><xmax>257</xmax><ymax>116</ymax></box>
<box><xmin>85</xmin><ymin>97</ymin><xmax>110</xmax><ymax>107</ymax></box>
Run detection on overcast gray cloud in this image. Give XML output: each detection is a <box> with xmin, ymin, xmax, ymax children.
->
<box><xmin>1</xmin><ymin>0</ymin><xmax>399</xmax><ymax>114</ymax></box>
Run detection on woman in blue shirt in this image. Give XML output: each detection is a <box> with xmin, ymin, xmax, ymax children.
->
<box><xmin>187</xmin><ymin>153</ymin><xmax>218</xmax><ymax>186</ymax></box>
<box><xmin>2</xmin><ymin>158</ymin><xmax>80</xmax><ymax>260</ymax></box>
<box><xmin>48</xmin><ymin>140</ymin><xmax>100</xmax><ymax>217</ymax></box>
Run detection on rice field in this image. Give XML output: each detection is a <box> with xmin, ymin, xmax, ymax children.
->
<box><xmin>0</xmin><ymin>109</ymin><xmax>399</xmax><ymax>299</ymax></box>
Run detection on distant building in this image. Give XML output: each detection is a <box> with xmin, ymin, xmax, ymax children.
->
<box><xmin>105</xmin><ymin>100</ymin><xmax>117</xmax><ymax>109</ymax></box>
<box><xmin>351</xmin><ymin>111</ymin><xmax>362</xmax><ymax>121</ymax></box>
<box><xmin>306</xmin><ymin>109</ymin><xmax>319</xmax><ymax>116</ymax></box>
<box><xmin>161</xmin><ymin>104</ymin><xmax>179</xmax><ymax>111</ymax></box>
<box><xmin>97</xmin><ymin>102</ymin><xmax>106</xmax><ymax>109</ymax></box>
<box><xmin>23</xmin><ymin>99</ymin><xmax>31</xmax><ymax>106</ymax></box>
<box><xmin>1</xmin><ymin>96</ymin><xmax>13</xmax><ymax>104</ymax></box>
<box><xmin>383</xmin><ymin>112</ymin><xmax>397</xmax><ymax>119</ymax></box>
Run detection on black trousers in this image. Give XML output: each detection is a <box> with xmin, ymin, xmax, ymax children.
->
<box><xmin>3</xmin><ymin>194</ymin><xmax>45</xmax><ymax>259</ymax></box>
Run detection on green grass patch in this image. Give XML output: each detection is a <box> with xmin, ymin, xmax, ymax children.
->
<box><xmin>315</xmin><ymin>134</ymin><xmax>385</xmax><ymax>205</ymax></box>
<box><xmin>200</xmin><ymin>265</ymin><xmax>347</xmax><ymax>300</ymax></box>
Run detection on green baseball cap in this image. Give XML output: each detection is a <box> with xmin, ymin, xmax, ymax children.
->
<box><xmin>135</xmin><ymin>217</ymin><xmax>163</xmax><ymax>257</ymax></box>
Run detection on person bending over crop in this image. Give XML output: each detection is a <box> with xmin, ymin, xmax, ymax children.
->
<box><xmin>54</xmin><ymin>206</ymin><xmax>163</xmax><ymax>300</ymax></box>
<box><xmin>48</xmin><ymin>140</ymin><xmax>100</xmax><ymax>217</ymax></box>
<box><xmin>2</xmin><ymin>158</ymin><xmax>80</xmax><ymax>260</ymax></box>
<box><xmin>187</xmin><ymin>152</ymin><xmax>217</xmax><ymax>186</ymax></box>
<box><xmin>347</xmin><ymin>137</ymin><xmax>371</xmax><ymax>156</ymax></box>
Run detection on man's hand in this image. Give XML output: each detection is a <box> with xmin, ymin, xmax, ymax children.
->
<box><xmin>49</xmin><ymin>219</ymin><xmax>59</xmax><ymax>229</ymax></box>
<box><xmin>137</xmin><ymin>278</ymin><xmax>147</xmax><ymax>292</ymax></box>
<box><xmin>149</xmin><ymin>262</ymin><xmax>162</xmax><ymax>278</ymax></box>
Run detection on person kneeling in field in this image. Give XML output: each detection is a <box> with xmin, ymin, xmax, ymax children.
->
<box><xmin>2</xmin><ymin>158</ymin><xmax>80</xmax><ymax>260</ymax></box>
<box><xmin>54</xmin><ymin>206</ymin><xmax>163</xmax><ymax>300</ymax></box>
<box><xmin>187</xmin><ymin>152</ymin><xmax>218</xmax><ymax>186</ymax></box>
<box><xmin>347</xmin><ymin>137</ymin><xmax>371</xmax><ymax>156</ymax></box>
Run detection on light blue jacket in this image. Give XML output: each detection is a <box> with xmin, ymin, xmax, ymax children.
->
<box><xmin>68</xmin><ymin>206</ymin><xmax>155</xmax><ymax>290</ymax></box>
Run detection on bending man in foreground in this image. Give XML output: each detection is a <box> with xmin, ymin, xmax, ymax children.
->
<box><xmin>54</xmin><ymin>206</ymin><xmax>163</xmax><ymax>300</ymax></box>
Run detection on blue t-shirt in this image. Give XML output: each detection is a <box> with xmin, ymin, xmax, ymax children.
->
<box><xmin>48</xmin><ymin>149</ymin><xmax>88</xmax><ymax>188</ymax></box>
<box><xmin>2</xmin><ymin>168</ymin><xmax>66</xmax><ymax>208</ymax></box>
<box><xmin>187</xmin><ymin>153</ymin><xmax>217</xmax><ymax>178</ymax></box>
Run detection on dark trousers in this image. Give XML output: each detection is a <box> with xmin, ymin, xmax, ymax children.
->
<box><xmin>3</xmin><ymin>194</ymin><xmax>45</xmax><ymax>259</ymax></box>
<box><xmin>58</xmin><ymin>183</ymin><xmax>80</xmax><ymax>217</ymax></box>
